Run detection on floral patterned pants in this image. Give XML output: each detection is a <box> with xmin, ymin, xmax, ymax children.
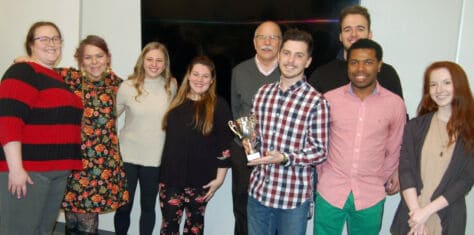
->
<box><xmin>159</xmin><ymin>184</ymin><xmax>208</xmax><ymax>235</ymax></box>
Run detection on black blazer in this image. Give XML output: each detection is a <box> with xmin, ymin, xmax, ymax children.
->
<box><xmin>391</xmin><ymin>112</ymin><xmax>474</xmax><ymax>235</ymax></box>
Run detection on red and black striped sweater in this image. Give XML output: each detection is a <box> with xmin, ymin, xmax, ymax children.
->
<box><xmin>0</xmin><ymin>62</ymin><xmax>83</xmax><ymax>171</ymax></box>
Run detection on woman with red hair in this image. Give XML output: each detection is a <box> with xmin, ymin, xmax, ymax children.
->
<box><xmin>391</xmin><ymin>61</ymin><xmax>474</xmax><ymax>235</ymax></box>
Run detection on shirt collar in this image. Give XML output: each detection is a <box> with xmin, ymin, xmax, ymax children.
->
<box><xmin>255</xmin><ymin>55</ymin><xmax>278</xmax><ymax>76</ymax></box>
<box><xmin>345</xmin><ymin>82</ymin><xmax>380</xmax><ymax>96</ymax></box>
<box><xmin>279</xmin><ymin>78</ymin><xmax>306</xmax><ymax>92</ymax></box>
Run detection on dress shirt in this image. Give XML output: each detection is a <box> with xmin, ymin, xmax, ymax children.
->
<box><xmin>255</xmin><ymin>56</ymin><xmax>278</xmax><ymax>76</ymax></box>
<box><xmin>317</xmin><ymin>83</ymin><xmax>406</xmax><ymax>210</ymax></box>
<box><xmin>249</xmin><ymin>79</ymin><xmax>329</xmax><ymax>209</ymax></box>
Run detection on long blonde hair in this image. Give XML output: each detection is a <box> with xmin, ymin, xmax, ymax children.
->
<box><xmin>162</xmin><ymin>56</ymin><xmax>217</xmax><ymax>135</ymax></box>
<box><xmin>128</xmin><ymin>42</ymin><xmax>173</xmax><ymax>100</ymax></box>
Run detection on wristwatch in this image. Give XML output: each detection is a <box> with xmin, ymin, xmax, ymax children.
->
<box><xmin>281</xmin><ymin>152</ymin><xmax>289</xmax><ymax>164</ymax></box>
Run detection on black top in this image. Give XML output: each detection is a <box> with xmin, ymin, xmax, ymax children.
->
<box><xmin>308</xmin><ymin>58</ymin><xmax>404</xmax><ymax>99</ymax></box>
<box><xmin>160</xmin><ymin>97</ymin><xmax>233</xmax><ymax>188</ymax></box>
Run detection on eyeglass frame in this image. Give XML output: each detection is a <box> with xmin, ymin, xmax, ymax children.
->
<box><xmin>33</xmin><ymin>36</ymin><xmax>63</xmax><ymax>45</ymax></box>
<box><xmin>254</xmin><ymin>34</ymin><xmax>281</xmax><ymax>41</ymax></box>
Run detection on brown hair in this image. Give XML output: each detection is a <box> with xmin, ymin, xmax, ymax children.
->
<box><xmin>162</xmin><ymin>56</ymin><xmax>217</xmax><ymax>135</ymax></box>
<box><xmin>418</xmin><ymin>61</ymin><xmax>474</xmax><ymax>152</ymax></box>
<box><xmin>339</xmin><ymin>5</ymin><xmax>371</xmax><ymax>31</ymax></box>
<box><xmin>74</xmin><ymin>35</ymin><xmax>110</xmax><ymax>67</ymax></box>
<box><xmin>25</xmin><ymin>21</ymin><xmax>62</xmax><ymax>56</ymax></box>
<box><xmin>281</xmin><ymin>28</ymin><xmax>314</xmax><ymax>55</ymax></box>
<box><xmin>128</xmin><ymin>42</ymin><xmax>174</xmax><ymax>100</ymax></box>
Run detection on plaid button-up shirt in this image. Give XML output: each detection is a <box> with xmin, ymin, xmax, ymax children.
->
<box><xmin>249</xmin><ymin>79</ymin><xmax>329</xmax><ymax>209</ymax></box>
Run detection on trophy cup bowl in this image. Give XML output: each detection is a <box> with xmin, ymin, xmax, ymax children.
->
<box><xmin>228</xmin><ymin>116</ymin><xmax>261</xmax><ymax>161</ymax></box>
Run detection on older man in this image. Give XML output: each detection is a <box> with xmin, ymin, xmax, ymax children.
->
<box><xmin>230</xmin><ymin>21</ymin><xmax>282</xmax><ymax>235</ymax></box>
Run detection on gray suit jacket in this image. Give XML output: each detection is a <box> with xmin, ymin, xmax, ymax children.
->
<box><xmin>391</xmin><ymin>112</ymin><xmax>474</xmax><ymax>235</ymax></box>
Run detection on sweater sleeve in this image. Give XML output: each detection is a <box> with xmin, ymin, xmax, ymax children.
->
<box><xmin>0</xmin><ymin>63</ymin><xmax>39</xmax><ymax>145</ymax></box>
<box><xmin>116</xmin><ymin>82</ymin><xmax>128</xmax><ymax>116</ymax></box>
<box><xmin>382</xmin><ymin>98</ymin><xmax>407</xmax><ymax>180</ymax></box>
<box><xmin>399</xmin><ymin>120</ymin><xmax>419</xmax><ymax>191</ymax></box>
<box><xmin>230</xmin><ymin>67</ymin><xmax>240</xmax><ymax>119</ymax></box>
<box><xmin>308</xmin><ymin>68</ymin><xmax>323</xmax><ymax>93</ymax></box>
<box><xmin>215</xmin><ymin>97</ymin><xmax>233</xmax><ymax>168</ymax></box>
<box><xmin>441</xmin><ymin>144</ymin><xmax>474</xmax><ymax>204</ymax></box>
<box><xmin>380</xmin><ymin>63</ymin><xmax>404</xmax><ymax>99</ymax></box>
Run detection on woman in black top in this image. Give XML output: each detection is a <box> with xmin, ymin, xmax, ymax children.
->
<box><xmin>160</xmin><ymin>56</ymin><xmax>233</xmax><ymax>234</ymax></box>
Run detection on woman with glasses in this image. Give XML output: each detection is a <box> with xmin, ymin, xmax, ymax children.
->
<box><xmin>58</xmin><ymin>35</ymin><xmax>128</xmax><ymax>235</ymax></box>
<box><xmin>159</xmin><ymin>56</ymin><xmax>233</xmax><ymax>234</ymax></box>
<box><xmin>0</xmin><ymin>21</ymin><xmax>83</xmax><ymax>235</ymax></box>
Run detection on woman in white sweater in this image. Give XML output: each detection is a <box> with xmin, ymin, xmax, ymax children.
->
<box><xmin>114</xmin><ymin>42</ymin><xmax>177</xmax><ymax>235</ymax></box>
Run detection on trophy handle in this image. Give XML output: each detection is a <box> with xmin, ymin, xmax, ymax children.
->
<box><xmin>228</xmin><ymin>120</ymin><xmax>243</xmax><ymax>139</ymax></box>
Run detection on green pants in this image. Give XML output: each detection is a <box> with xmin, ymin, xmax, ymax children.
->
<box><xmin>314</xmin><ymin>192</ymin><xmax>385</xmax><ymax>235</ymax></box>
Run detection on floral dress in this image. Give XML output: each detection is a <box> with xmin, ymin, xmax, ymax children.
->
<box><xmin>59</xmin><ymin>68</ymin><xmax>128</xmax><ymax>213</ymax></box>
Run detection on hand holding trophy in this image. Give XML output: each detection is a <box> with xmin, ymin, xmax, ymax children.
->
<box><xmin>228</xmin><ymin>115</ymin><xmax>261</xmax><ymax>161</ymax></box>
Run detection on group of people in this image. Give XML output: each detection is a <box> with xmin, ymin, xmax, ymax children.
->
<box><xmin>0</xmin><ymin>4</ymin><xmax>473</xmax><ymax>235</ymax></box>
<box><xmin>229</xmin><ymin>5</ymin><xmax>473</xmax><ymax>235</ymax></box>
<box><xmin>0</xmin><ymin>20</ymin><xmax>231</xmax><ymax>235</ymax></box>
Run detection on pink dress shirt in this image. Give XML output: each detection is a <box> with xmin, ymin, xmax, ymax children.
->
<box><xmin>317</xmin><ymin>83</ymin><xmax>406</xmax><ymax>210</ymax></box>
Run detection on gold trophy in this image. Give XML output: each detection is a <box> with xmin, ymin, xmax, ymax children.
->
<box><xmin>228</xmin><ymin>116</ymin><xmax>261</xmax><ymax>161</ymax></box>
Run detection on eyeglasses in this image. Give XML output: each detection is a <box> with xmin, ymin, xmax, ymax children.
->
<box><xmin>255</xmin><ymin>35</ymin><xmax>281</xmax><ymax>41</ymax></box>
<box><xmin>34</xmin><ymin>36</ymin><xmax>63</xmax><ymax>45</ymax></box>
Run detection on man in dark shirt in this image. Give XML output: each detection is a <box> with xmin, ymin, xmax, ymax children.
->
<box><xmin>308</xmin><ymin>5</ymin><xmax>404</xmax><ymax>99</ymax></box>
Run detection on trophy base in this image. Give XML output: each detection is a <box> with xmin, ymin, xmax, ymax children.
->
<box><xmin>246</xmin><ymin>152</ymin><xmax>261</xmax><ymax>161</ymax></box>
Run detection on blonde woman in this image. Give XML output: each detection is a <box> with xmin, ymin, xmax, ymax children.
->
<box><xmin>114</xmin><ymin>42</ymin><xmax>177</xmax><ymax>235</ymax></box>
<box><xmin>159</xmin><ymin>56</ymin><xmax>233</xmax><ymax>234</ymax></box>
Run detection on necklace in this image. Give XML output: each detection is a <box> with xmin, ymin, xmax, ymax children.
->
<box><xmin>435</xmin><ymin>112</ymin><xmax>449</xmax><ymax>157</ymax></box>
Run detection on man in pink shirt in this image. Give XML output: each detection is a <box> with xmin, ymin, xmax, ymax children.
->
<box><xmin>314</xmin><ymin>39</ymin><xmax>406</xmax><ymax>235</ymax></box>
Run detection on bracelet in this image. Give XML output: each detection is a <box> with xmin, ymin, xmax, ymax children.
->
<box><xmin>281</xmin><ymin>152</ymin><xmax>289</xmax><ymax>164</ymax></box>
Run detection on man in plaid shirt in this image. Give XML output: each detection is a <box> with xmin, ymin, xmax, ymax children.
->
<box><xmin>246</xmin><ymin>28</ymin><xmax>330</xmax><ymax>235</ymax></box>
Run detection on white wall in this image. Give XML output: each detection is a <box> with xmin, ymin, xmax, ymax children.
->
<box><xmin>0</xmin><ymin>0</ymin><xmax>80</xmax><ymax>73</ymax></box>
<box><xmin>80</xmin><ymin>0</ymin><xmax>141</xmax><ymax>79</ymax></box>
<box><xmin>1</xmin><ymin>0</ymin><xmax>473</xmax><ymax>234</ymax></box>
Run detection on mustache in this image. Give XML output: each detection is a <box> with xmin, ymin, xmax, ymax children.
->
<box><xmin>260</xmin><ymin>45</ymin><xmax>274</xmax><ymax>51</ymax></box>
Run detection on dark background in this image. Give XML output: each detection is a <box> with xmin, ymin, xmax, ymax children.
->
<box><xmin>142</xmin><ymin>0</ymin><xmax>359</xmax><ymax>101</ymax></box>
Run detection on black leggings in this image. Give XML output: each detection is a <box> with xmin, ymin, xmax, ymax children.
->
<box><xmin>114</xmin><ymin>162</ymin><xmax>160</xmax><ymax>235</ymax></box>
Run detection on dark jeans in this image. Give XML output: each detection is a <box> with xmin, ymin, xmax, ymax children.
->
<box><xmin>114</xmin><ymin>162</ymin><xmax>160</xmax><ymax>235</ymax></box>
<box><xmin>230</xmin><ymin>140</ymin><xmax>253</xmax><ymax>235</ymax></box>
<box><xmin>247</xmin><ymin>196</ymin><xmax>310</xmax><ymax>235</ymax></box>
